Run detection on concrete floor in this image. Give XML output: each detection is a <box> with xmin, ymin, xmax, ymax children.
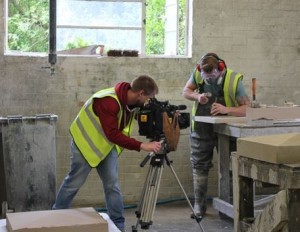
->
<box><xmin>124</xmin><ymin>199</ymin><xmax>233</xmax><ymax>232</ymax></box>
<box><xmin>0</xmin><ymin>199</ymin><xmax>233</xmax><ymax>232</ymax></box>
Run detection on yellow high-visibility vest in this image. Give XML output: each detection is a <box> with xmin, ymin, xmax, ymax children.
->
<box><xmin>191</xmin><ymin>69</ymin><xmax>242</xmax><ymax>130</ymax></box>
<box><xmin>70</xmin><ymin>87</ymin><xmax>135</xmax><ymax>167</ymax></box>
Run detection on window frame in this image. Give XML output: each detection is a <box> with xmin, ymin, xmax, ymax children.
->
<box><xmin>4</xmin><ymin>0</ymin><xmax>191</xmax><ymax>57</ymax></box>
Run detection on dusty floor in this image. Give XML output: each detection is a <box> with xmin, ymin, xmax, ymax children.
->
<box><xmin>124</xmin><ymin>199</ymin><xmax>233</xmax><ymax>232</ymax></box>
<box><xmin>0</xmin><ymin>199</ymin><xmax>233</xmax><ymax>232</ymax></box>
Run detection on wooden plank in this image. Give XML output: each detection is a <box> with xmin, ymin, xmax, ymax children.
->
<box><xmin>235</xmin><ymin>156</ymin><xmax>300</xmax><ymax>188</ymax></box>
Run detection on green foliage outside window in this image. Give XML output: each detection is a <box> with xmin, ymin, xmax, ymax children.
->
<box><xmin>178</xmin><ymin>0</ymin><xmax>187</xmax><ymax>55</ymax></box>
<box><xmin>145</xmin><ymin>0</ymin><xmax>186</xmax><ymax>55</ymax></box>
<box><xmin>65</xmin><ymin>38</ymin><xmax>90</xmax><ymax>50</ymax></box>
<box><xmin>8</xmin><ymin>0</ymin><xmax>49</xmax><ymax>52</ymax></box>
<box><xmin>145</xmin><ymin>0</ymin><xmax>165</xmax><ymax>55</ymax></box>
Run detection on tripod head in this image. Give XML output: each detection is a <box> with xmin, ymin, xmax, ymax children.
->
<box><xmin>139</xmin><ymin>138</ymin><xmax>169</xmax><ymax>168</ymax></box>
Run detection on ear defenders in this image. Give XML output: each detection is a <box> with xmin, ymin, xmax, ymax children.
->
<box><xmin>196</xmin><ymin>53</ymin><xmax>226</xmax><ymax>73</ymax></box>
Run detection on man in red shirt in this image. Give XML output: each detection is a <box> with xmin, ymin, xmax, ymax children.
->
<box><xmin>53</xmin><ymin>75</ymin><xmax>161</xmax><ymax>232</ymax></box>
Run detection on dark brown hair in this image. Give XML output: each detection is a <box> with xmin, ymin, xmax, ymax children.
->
<box><xmin>131</xmin><ymin>75</ymin><xmax>159</xmax><ymax>95</ymax></box>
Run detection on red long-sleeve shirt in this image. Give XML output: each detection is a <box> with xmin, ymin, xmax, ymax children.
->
<box><xmin>92</xmin><ymin>82</ymin><xmax>142</xmax><ymax>151</ymax></box>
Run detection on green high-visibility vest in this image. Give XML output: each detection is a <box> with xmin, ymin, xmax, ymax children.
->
<box><xmin>70</xmin><ymin>87</ymin><xmax>135</xmax><ymax>167</ymax></box>
<box><xmin>191</xmin><ymin>68</ymin><xmax>243</xmax><ymax>130</ymax></box>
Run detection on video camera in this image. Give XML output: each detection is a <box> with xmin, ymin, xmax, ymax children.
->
<box><xmin>137</xmin><ymin>98</ymin><xmax>190</xmax><ymax>140</ymax></box>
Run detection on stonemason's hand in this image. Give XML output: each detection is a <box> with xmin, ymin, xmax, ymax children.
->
<box><xmin>140</xmin><ymin>141</ymin><xmax>162</xmax><ymax>153</ymax></box>
<box><xmin>210</xmin><ymin>103</ymin><xmax>228</xmax><ymax>116</ymax></box>
<box><xmin>198</xmin><ymin>93</ymin><xmax>209</xmax><ymax>104</ymax></box>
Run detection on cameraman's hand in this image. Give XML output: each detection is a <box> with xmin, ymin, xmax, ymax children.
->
<box><xmin>140</xmin><ymin>141</ymin><xmax>161</xmax><ymax>153</ymax></box>
<box><xmin>198</xmin><ymin>93</ymin><xmax>209</xmax><ymax>104</ymax></box>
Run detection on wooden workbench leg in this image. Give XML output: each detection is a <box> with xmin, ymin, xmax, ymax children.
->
<box><xmin>288</xmin><ymin>189</ymin><xmax>300</xmax><ymax>232</ymax></box>
<box><xmin>232</xmin><ymin>155</ymin><xmax>241</xmax><ymax>232</ymax></box>
<box><xmin>232</xmin><ymin>155</ymin><xmax>254</xmax><ymax>232</ymax></box>
<box><xmin>218</xmin><ymin>134</ymin><xmax>231</xmax><ymax>202</ymax></box>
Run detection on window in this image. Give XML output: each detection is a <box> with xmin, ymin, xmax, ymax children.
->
<box><xmin>6</xmin><ymin>0</ymin><xmax>190</xmax><ymax>56</ymax></box>
<box><xmin>6</xmin><ymin>0</ymin><xmax>49</xmax><ymax>53</ymax></box>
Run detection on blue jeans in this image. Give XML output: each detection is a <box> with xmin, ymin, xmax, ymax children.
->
<box><xmin>52</xmin><ymin>139</ymin><xmax>125</xmax><ymax>231</ymax></box>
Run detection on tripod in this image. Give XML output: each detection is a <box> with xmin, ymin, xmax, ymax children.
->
<box><xmin>132</xmin><ymin>139</ymin><xmax>205</xmax><ymax>232</ymax></box>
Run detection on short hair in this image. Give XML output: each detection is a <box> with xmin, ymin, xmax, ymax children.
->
<box><xmin>200</xmin><ymin>55</ymin><xmax>219</xmax><ymax>73</ymax></box>
<box><xmin>131</xmin><ymin>75</ymin><xmax>159</xmax><ymax>95</ymax></box>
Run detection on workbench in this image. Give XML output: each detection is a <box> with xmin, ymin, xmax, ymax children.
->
<box><xmin>231</xmin><ymin>153</ymin><xmax>300</xmax><ymax>232</ymax></box>
<box><xmin>194</xmin><ymin>116</ymin><xmax>300</xmax><ymax>219</ymax></box>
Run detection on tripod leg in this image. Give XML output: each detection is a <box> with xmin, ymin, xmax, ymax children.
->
<box><xmin>133</xmin><ymin>158</ymin><xmax>164</xmax><ymax>231</ymax></box>
<box><xmin>136</xmin><ymin>164</ymin><xmax>153</xmax><ymax>214</ymax></box>
<box><xmin>140</xmin><ymin>165</ymin><xmax>163</xmax><ymax>229</ymax></box>
<box><xmin>134</xmin><ymin>163</ymin><xmax>154</xmax><ymax>229</ymax></box>
<box><xmin>165</xmin><ymin>156</ymin><xmax>206</xmax><ymax>232</ymax></box>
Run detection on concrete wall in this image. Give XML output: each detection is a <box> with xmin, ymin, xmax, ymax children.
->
<box><xmin>0</xmin><ymin>0</ymin><xmax>300</xmax><ymax>208</ymax></box>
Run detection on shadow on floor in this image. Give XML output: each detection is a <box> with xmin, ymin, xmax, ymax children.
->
<box><xmin>124</xmin><ymin>199</ymin><xmax>233</xmax><ymax>232</ymax></box>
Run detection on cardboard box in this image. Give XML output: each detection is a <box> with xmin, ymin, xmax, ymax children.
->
<box><xmin>246</xmin><ymin>106</ymin><xmax>300</xmax><ymax>121</ymax></box>
<box><xmin>237</xmin><ymin>133</ymin><xmax>300</xmax><ymax>164</ymax></box>
<box><xmin>6</xmin><ymin>208</ymin><xmax>108</xmax><ymax>232</ymax></box>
